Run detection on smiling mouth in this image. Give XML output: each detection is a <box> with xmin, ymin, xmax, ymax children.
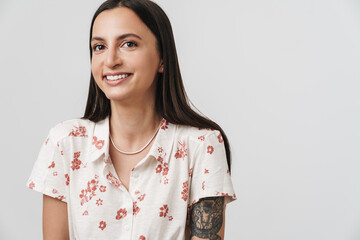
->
<box><xmin>103</xmin><ymin>73</ymin><xmax>133</xmax><ymax>86</ymax></box>
<box><xmin>103</xmin><ymin>73</ymin><xmax>132</xmax><ymax>81</ymax></box>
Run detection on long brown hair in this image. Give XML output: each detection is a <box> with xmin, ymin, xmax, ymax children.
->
<box><xmin>82</xmin><ymin>0</ymin><xmax>233</xmax><ymax>174</ymax></box>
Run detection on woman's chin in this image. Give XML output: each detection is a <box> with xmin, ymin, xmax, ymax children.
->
<box><xmin>107</xmin><ymin>94</ymin><xmax>129</xmax><ymax>102</ymax></box>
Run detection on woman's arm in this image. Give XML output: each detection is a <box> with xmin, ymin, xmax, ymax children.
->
<box><xmin>189</xmin><ymin>196</ymin><xmax>226</xmax><ymax>240</ymax></box>
<box><xmin>43</xmin><ymin>194</ymin><xmax>70</xmax><ymax>240</ymax></box>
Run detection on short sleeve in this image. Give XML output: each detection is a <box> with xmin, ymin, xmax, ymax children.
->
<box><xmin>26</xmin><ymin>127</ymin><xmax>68</xmax><ymax>203</ymax></box>
<box><xmin>189</xmin><ymin>130</ymin><xmax>237</xmax><ymax>206</ymax></box>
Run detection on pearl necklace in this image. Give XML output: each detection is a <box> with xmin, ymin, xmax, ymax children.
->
<box><xmin>109</xmin><ymin>118</ymin><xmax>163</xmax><ymax>155</ymax></box>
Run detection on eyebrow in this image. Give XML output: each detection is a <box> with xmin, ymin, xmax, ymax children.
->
<box><xmin>91</xmin><ymin>33</ymin><xmax>142</xmax><ymax>43</ymax></box>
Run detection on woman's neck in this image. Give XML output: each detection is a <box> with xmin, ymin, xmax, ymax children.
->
<box><xmin>109</xmin><ymin>100</ymin><xmax>162</xmax><ymax>151</ymax></box>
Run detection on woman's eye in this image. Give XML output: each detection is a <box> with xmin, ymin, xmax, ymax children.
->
<box><xmin>123</xmin><ymin>41</ymin><xmax>137</xmax><ymax>48</ymax></box>
<box><xmin>93</xmin><ymin>44</ymin><xmax>104</xmax><ymax>51</ymax></box>
<box><xmin>92</xmin><ymin>42</ymin><xmax>136</xmax><ymax>52</ymax></box>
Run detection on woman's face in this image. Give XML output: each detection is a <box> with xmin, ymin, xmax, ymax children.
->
<box><xmin>91</xmin><ymin>7</ymin><xmax>163</xmax><ymax>103</ymax></box>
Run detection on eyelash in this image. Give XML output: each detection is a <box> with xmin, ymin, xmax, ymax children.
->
<box><xmin>92</xmin><ymin>41</ymin><xmax>138</xmax><ymax>51</ymax></box>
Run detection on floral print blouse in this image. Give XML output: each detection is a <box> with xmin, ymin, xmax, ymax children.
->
<box><xmin>26</xmin><ymin>115</ymin><xmax>237</xmax><ymax>240</ymax></box>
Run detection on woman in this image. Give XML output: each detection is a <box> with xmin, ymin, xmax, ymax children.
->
<box><xmin>26</xmin><ymin>0</ymin><xmax>236</xmax><ymax>239</ymax></box>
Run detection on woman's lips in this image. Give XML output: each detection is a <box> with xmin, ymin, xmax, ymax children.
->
<box><xmin>104</xmin><ymin>74</ymin><xmax>132</xmax><ymax>86</ymax></box>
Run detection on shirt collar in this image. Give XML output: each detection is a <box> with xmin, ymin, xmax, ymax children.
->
<box><xmin>87</xmin><ymin>115</ymin><xmax>176</xmax><ymax>164</ymax></box>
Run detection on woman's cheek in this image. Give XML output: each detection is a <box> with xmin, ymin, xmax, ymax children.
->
<box><xmin>91</xmin><ymin>60</ymin><xmax>101</xmax><ymax>80</ymax></box>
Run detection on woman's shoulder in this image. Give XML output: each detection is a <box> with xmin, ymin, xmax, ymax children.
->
<box><xmin>171</xmin><ymin>123</ymin><xmax>226</xmax><ymax>162</ymax></box>
<box><xmin>172</xmin><ymin>122</ymin><xmax>222</xmax><ymax>144</ymax></box>
<box><xmin>47</xmin><ymin>117</ymin><xmax>95</xmax><ymax>143</ymax></box>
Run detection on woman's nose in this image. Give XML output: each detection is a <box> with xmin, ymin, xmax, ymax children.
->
<box><xmin>105</xmin><ymin>47</ymin><xmax>122</xmax><ymax>68</ymax></box>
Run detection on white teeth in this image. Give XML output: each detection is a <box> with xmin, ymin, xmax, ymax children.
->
<box><xmin>106</xmin><ymin>74</ymin><xmax>130</xmax><ymax>80</ymax></box>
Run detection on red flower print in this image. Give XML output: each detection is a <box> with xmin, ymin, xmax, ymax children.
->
<box><xmin>106</xmin><ymin>172</ymin><xmax>122</xmax><ymax>188</ymax></box>
<box><xmin>79</xmin><ymin>176</ymin><xmax>99</xmax><ymax>206</ymax></box>
<box><xmin>217</xmin><ymin>132</ymin><xmax>224</xmax><ymax>143</ymax></box>
<box><xmin>155</xmin><ymin>164</ymin><xmax>162</xmax><ymax>173</ymax></box>
<box><xmin>74</xmin><ymin>151</ymin><xmax>80</xmax><ymax>159</ymax></box>
<box><xmin>204</xmin><ymin>169</ymin><xmax>209</xmax><ymax>174</ymax></box>
<box><xmin>138</xmin><ymin>236</ymin><xmax>146</xmax><ymax>240</ymax></box>
<box><xmin>160</xmin><ymin>119</ymin><xmax>168</xmax><ymax>130</ymax></box>
<box><xmin>198</xmin><ymin>135</ymin><xmax>205</xmax><ymax>141</ymax></box>
<box><xmin>96</xmin><ymin>198</ymin><xmax>103</xmax><ymax>206</ymax></box>
<box><xmin>69</xmin><ymin>125</ymin><xmax>88</xmax><ymax>137</ymax></box>
<box><xmin>65</xmin><ymin>174</ymin><xmax>70</xmax><ymax>186</ymax></box>
<box><xmin>87</xmin><ymin>179</ymin><xmax>99</xmax><ymax>192</ymax></box>
<box><xmin>202</xmin><ymin>181</ymin><xmax>205</xmax><ymax>190</ymax></box>
<box><xmin>135</xmin><ymin>190</ymin><xmax>140</xmax><ymax>195</ymax></box>
<box><xmin>133</xmin><ymin>201</ymin><xmax>140</xmax><ymax>215</ymax></box>
<box><xmin>164</xmin><ymin>177</ymin><xmax>169</xmax><ymax>184</ymax></box>
<box><xmin>207</xmin><ymin>145</ymin><xmax>214</xmax><ymax>154</ymax></box>
<box><xmin>52</xmin><ymin>189</ymin><xmax>58</xmax><ymax>194</ymax></box>
<box><xmin>162</xmin><ymin>167</ymin><xmax>169</xmax><ymax>176</ymax></box>
<box><xmin>45</xmin><ymin>137</ymin><xmax>49</xmax><ymax>145</ymax></box>
<box><xmin>53</xmin><ymin>172</ymin><xmax>58</xmax><ymax>176</ymax></box>
<box><xmin>61</xmin><ymin>150</ymin><xmax>63</xmax><ymax>155</ymax></box>
<box><xmin>78</xmin><ymin>126</ymin><xmax>87</xmax><ymax>136</ymax></box>
<box><xmin>71</xmin><ymin>152</ymin><xmax>82</xmax><ymax>171</ymax></box>
<box><xmin>80</xmin><ymin>189</ymin><xmax>89</xmax><ymax>206</ymax></box>
<box><xmin>221</xmin><ymin>193</ymin><xmax>229</xmax><ymax>196</ymax></box>
<box><xmin>79</xmin><ymin>189</ymin><xmax>88</xmax><ymax>199</ymax></box>
<box><xmin>116</xmin><ymin>208</ymin><xmax>127</xmax><ymax>220</ymax></box>
<box><xmin>181</xmin><ymin>181</ymin><xmax>189</xmax><ymax>201</ymax></box>
<box><xmin>138</xmin><ymin>194</ymin><xmax>146</xmax><ymax>201</ymax></box>
<box><xmin>82</xmin><ymin>210</ymin><xmax>88</xmax><ymax>216</ymax></box>
<box><xmin>157</xmin><ymin>156</ymin><xmax>163</xmax><ymax>164</ymax></box>
<box><xmin>159</xmin><ymin>205</ymin><xmax>169</xmax><ymax>217</ymax></box>
<box><xmin>28</xmin><ymin>181</ymin><xmax>35</xmax><ymax>189</ymax></box>
<box><xmin>99</xmin><ymin>185</ymin><xmax>106</xmax><ymax>192</ymax></box>
<box><xmin>158</xmin><ymin>147</ymin><xmax>163</xmax><ymax>153</ymax></box>
<box><xmin>56</xmin><ymin>195</ymin><xmax>65</xmax><ymax>201</ymax></box>
<box><xmin>48</xmin><ymin>161</ymin><xmax>55</xmax><ymax>168</ymax></box>
<box><xmin>174</xmin><ymin>141</ymin><xmax>187</xmax><ymax>160</ymax></box>
<box><xmin>99</xmin><ymin>221</ymin><xmax>106</xmax><ymax>230</ymax></box>
<box><xmin>93</xmin><ymin>136</ymin><xmax>104</xmax><ymax>150</ymax></box>
<box><xmin>71</xmin><ymin>158</ymin><xmax>81</xmax><ymax>171</ymax></box>
<box><xmin>103</xmin><ymin>155</ymin><xmax>111</xmax><ymax>164</ymax></box>
<box><xmin>95</xmin><ymin>140</ymin><xmax>104</xmax><ymax>149</ymax></box>
<box><xmin>188</xmin><ymin>168</ymin><xmax>193</xmax><ymax>177</ymax></box>
<box><xmin>155</xmin><ymin>152</ymin><xmax>169</xmax><ymax>184</ymax></box>
<box><xmin>169</xmin><ymin>216</ymin><xmax>173</xmax><ymax>221</ymax></box>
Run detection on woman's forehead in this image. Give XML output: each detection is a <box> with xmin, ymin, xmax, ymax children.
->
<box><xmin>92</xmin><ymin>7</ymin><xmax>151</xmax><ymax>39</ymax></box>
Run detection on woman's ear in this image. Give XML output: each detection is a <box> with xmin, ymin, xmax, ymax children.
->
<box><xmin>158</xmin><ymin>60</ymin><xmax>164</xmax><ymax>73</ymax></box>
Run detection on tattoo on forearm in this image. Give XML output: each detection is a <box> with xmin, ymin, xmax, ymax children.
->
<box><xmin>190</xmin><ymin>196</ymin><xmax>224</xmax><ymax>240</ymax></box>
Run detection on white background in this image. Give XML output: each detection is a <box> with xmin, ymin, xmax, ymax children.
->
<box><xmin>0</xmin><ymin>0</ymin><xmax>359</xmax><ymax>239</ymax></box>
